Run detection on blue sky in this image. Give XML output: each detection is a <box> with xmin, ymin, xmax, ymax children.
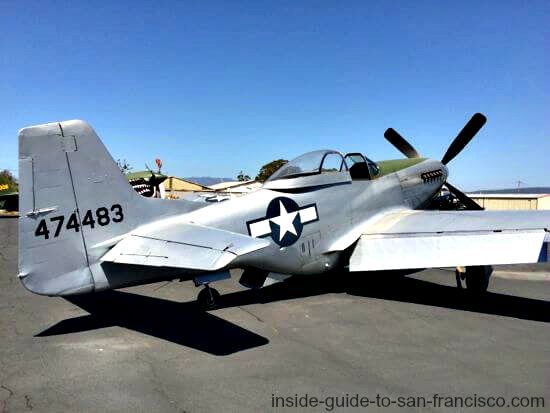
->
<box><xmin>1</xmin><ymin>0</ymin><xmax>548</xmax><ymax>190</ymax></box>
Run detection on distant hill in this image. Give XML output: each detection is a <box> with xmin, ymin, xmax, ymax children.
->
<box><xmin>469</xmin><ymin>187</ymin><xmax>550</xmax><ymax>194</ymax></box>
<box><xmin>184</xmin><ymin>177</ymin><xmax>234</xmax><ymax>186</ymax></box>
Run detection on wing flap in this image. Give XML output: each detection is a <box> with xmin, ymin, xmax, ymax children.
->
<box><xmin>101</xmin><ymin>222</ymin><xmax>270</xmax><ymax>271</ymax></box>
<box><xmin>350</xmin><ymin>230</ymin><xmax>548</xmax><ymax>271</ymax></box>
<box><xmin>349</xmin><ymin>209</ymin><xmax>550</xmax><ymax>272</ymax></box>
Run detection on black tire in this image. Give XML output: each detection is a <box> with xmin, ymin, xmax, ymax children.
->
<box><xmin>197</xmin><ymin>287</ymin><xmax>220</xmax><ymax>310</ymax></box>
<box><xmin>465</xmin><ymin>265</ymin><xmax>492</xmax><ymax>295</ymax></box>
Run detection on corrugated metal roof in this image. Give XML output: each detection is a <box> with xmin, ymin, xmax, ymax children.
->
<box><xmin>467</xmin><ymin>193</ymin><xmax>550</xmax><ymax>199</ymax></box>
<box><xmin>209</xmin><ymin>180</ymin><xmax>257</xmax><ymax>190</ymax></box>
<box><xmin>469</xmin><ymin>187</ymin><xmax>550</xmax><ymax>194</ymax></box>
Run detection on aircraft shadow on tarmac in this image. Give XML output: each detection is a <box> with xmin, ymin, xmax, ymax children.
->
<box><xmin>37</xmin><ymin>290</ymin><xmax>270</xmax><ymax>356</ymax></box>
<box><xmin>37</xmin><ymin>273</ymin><xmax>549</xmax><ymax>355</ymax></box>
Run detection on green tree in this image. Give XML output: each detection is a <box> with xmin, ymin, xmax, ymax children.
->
<box><xmin>0</xmin><ymin>169</ymin><xmax>18</xmax><ymax>192</ymax></box>
<box><xmin>255</xmin><ymin>159</ymin><xmax>288</xmax><ymax>182</ymax></box>
<box><xmin>237</xmin><ymin>171</ymin><xmax>251</xmax><ymax>181</ymax></box>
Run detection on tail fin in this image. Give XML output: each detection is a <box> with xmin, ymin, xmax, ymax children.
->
<box><xmin>18</xmin><ymin>120</ymin><xmax>184</xmax><ymax>295</ymax></box>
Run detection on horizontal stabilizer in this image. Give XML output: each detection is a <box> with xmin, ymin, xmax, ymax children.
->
<box><xmin>101</xmin><ymin>222</ymin><xmax>270</xmax><ymax>271</ymax></box>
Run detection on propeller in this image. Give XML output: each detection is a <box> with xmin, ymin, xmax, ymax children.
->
<box><xmin>444</xmin><ymin>181</ymin><xmax>483</xmax><ymax>210</ymax></box>
<box><xmin>441</xmin><ymin>113</ymin><xmax>486</xmax><ymax>165</ymax></box>
<box><xmin>383</xmin><ymin>113</ymin><xmax>487</xmax><ymax>210</ymax></box>
<box><xmin>383</xmin><ymin>128</ymin><xmax>420</xmax><ymax>159</ymax></box>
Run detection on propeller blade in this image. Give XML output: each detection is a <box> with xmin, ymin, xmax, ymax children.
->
<box><xmin>445</xmin><ymin>181</ymin><xmax>483</xmax><ymax>210</ymax></box>
<box><xmin>384</xmin><ymin>128</ymin><xmax>421</xmax><ymax>158</ymax></box>
<box><xmin>441</xmin><ymin>113</ymin><xmax>487</xmax><ymax>165</ymax></box>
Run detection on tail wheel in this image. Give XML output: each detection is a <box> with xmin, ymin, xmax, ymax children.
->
<box><xmin>197</xmin><ymin>286</ymin><xmax>220</xmax><ymax>310</ymax></box>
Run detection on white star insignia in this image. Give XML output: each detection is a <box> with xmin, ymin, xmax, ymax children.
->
<box><xmin>247</xmin><ymin>200</ymin><xmax>318</xmax><ymax>241</ymax></box>
<box><xmin>269</xmin><ymin>201</ymin><xmax>298</xmax><ymax>241</ymax></box>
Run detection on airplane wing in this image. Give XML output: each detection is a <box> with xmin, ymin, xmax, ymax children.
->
<box><xmin>349</xmin><ymin>210</ymin><xmax>550</xmax><ymax>271</ymax></box>
<box><xmin>101</xmin><ymin>222</ymin><xmax>270</xmax><ymax>271</ymax></box>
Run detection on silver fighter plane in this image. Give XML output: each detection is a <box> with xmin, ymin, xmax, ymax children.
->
<box><xmin>17</xmin><ymin>114</ymin><xmax>549</xmax><ymax>309</ymax></box>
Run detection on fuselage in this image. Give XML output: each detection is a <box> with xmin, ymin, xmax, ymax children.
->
<box><xmin>14</xmin><ymin>118</ymin><xmax>478</xmax><ymax>298</ymax></box>
<box><xmin>162</xmin><ymin>157</ymin><xmax>448</xmax><ymax>276</ymax></box>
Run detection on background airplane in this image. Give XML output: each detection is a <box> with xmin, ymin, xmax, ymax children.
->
<box><xmin>17</xmin><ymin>114</ymin><xmax>549</xmax><ymax>309</ymax></box>
<box><xmin>126</xmin><ymin>170</ymin><xmax>167</xmax><ymax>198</ymax></box>
<box><xmin>0</xmin><ymin>171</ymin><xmax>19</xmax><ymax>212</ymax></box>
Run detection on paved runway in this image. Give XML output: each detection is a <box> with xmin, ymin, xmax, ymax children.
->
<box><xmin>1</xmin><ymin>217</ymin><xmax>549</xmax><ymax>412</ymax></box>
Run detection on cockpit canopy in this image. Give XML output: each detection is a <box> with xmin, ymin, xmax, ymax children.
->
<box><xmin>263</xmin><ymin>149</ymin><xmax>379</xmax><ymax>190</ymax></box>
<box><xmin>344</xmin><ymin>152</ymin><xmax>380</xmax><ymax>179</ymax></box>
<box><xmin>267</xmin><ymin>150</ymin><xmax>347</xmax><ymax>181</ymax></box>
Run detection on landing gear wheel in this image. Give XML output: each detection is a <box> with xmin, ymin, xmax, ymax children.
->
<box><xmin>197</xmin><ymin>285</ymin><xmax>220</xmax><ymax>310</ymax></box>
<box><xmin>465</xmin><ymin>265</ymin><xmax>492</xmax><ymax>296</ymax></box>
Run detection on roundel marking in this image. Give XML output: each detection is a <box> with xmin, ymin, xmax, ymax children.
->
<box><xmin>246</xmin><ymin>196</ymin><xmax>319</xmax><ymax>247</ymax></box>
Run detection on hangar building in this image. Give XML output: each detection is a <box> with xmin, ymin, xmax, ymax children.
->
<box><xmin>467</xmin><ymin>193</ymin><xmax>550</xmax><ymax>210</ymax></box>
<box><xmin>163</xmin><ymin>177</ymin><xmax>211</xmax><ymax>198</ymax></box>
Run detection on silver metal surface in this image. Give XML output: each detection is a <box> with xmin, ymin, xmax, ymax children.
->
<box><xmin>350</xmin><ymin>230</ymin><xmax>547</xmax><ymax>271</ymax></box>
<box><xmin>17</xmin><ymin>119</ymin><xmax>550</xmax><ymax>297</ymax></box>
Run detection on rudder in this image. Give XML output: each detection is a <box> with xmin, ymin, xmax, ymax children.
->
<box><xmin>18</xmin><ymin>120</ymin><xmax>149</xmax><ymax>295</ymax></box>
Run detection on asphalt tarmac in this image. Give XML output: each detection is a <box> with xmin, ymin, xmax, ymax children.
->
<box><xmin>1</xmin><ymin>217</ymin><xmax>549</xmax><ymax>412</ymax></box>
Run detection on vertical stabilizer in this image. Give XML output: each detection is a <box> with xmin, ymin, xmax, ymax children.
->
<box><xmin>18</xmin><ymin>120</ymin><xmax>182</xmax><ymax>295</ymax></box>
